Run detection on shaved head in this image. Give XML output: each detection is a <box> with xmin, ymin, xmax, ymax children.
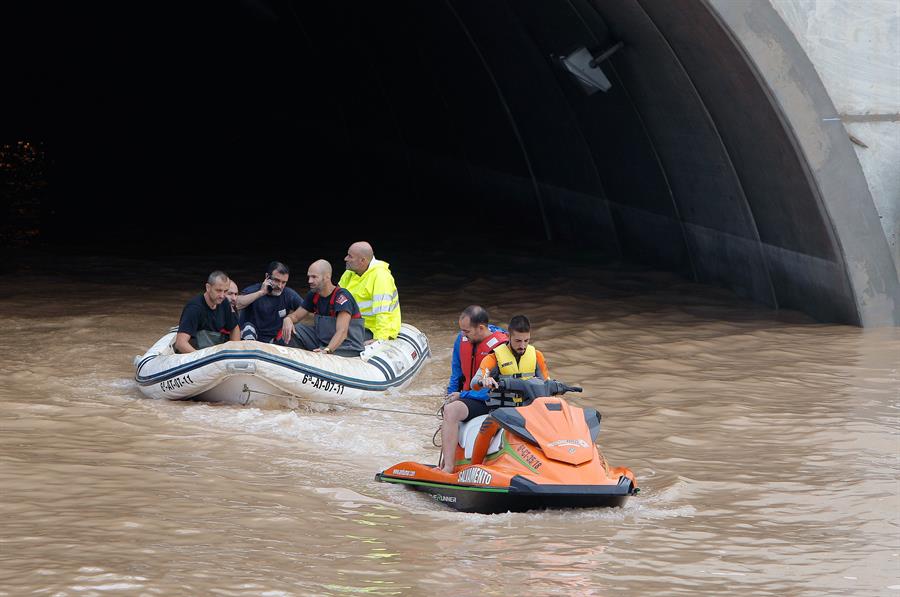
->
<box><xmin>345</xmin><ymin>241</ymin><xmax>375</xmax><ymax>275</ymax></box>
<box><xmin>350</xmin><ymin>241</ymin><xmax>374</xmax><ymax>260</ymax></box>
<box><xmin>307</xmin><ymin>259</ymin><xmax>335</xmax><ymax>295</ymax></box>
<box><xmin>310</xmin><ymin>259</ymin><xmax>332</xmax><ymax>278</ymax></box>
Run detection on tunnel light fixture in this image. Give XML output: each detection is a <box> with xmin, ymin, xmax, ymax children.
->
<box><xmin>560</xmin><ymin>41</ymin><xmax>624</xmax><ymax>95</ymax></box>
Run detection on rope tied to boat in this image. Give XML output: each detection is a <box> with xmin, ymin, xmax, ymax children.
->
<box><xmin>241</xmin><ymin>385</ymin><xmax>441</xmax><ymax>418</ymax></box>
<box><xmin>432</xmin><ymin>397</ymin><xmax>454</xmax><ymax>449</ymax></box>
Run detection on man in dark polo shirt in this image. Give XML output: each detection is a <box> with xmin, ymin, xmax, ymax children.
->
<box><xmin>174</xmin><ymin>270</ymin><xmax>240</xmax><ymax>354</ymax></box>
<box><xmin>235</xmin><ymin>261</ymin><xmax>303</xmax><ymax>343</ymax></box>
<box><xmin>278</xmin><ymin>259</ymin><xmax>365</xmax><ymax>357</ymax></box>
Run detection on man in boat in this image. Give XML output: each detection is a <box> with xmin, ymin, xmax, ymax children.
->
<box><xmin>438</xmin><ymin>305</ymin><xmax>509</xmax><ymax>473</ymax></box>
<box><xmin>225</xmin><ymin>280</ymin><xmax>239</xmax><ymax>316</ymax></box>
<box><xmin>174</xmin><ymin>270</ymin><xmax>241</xmax><ymax>353</ymax></box>
<box><xmin>339</xmin><ymin>241</ymin><xmax>401</xmax><ymax>344</ymax></box>
<box><xmin>278</xmin><ymin>259</ymin><xmax>366</xmax><ymax>356</ymax></box>
<box><xmin>471</xmin><ymin>314</ymin><xmax>550</xmax><ymax>393</ymax></box>
<box><xmin>236</xmin><ymin>261</ymin><xmax>303</xmax><ymax>344</ymax></box>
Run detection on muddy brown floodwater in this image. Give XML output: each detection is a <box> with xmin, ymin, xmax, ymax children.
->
<box><xmin>1</xmin><ymin>247</ymin><xmax>898</xmax><ymax>595</ymax></box>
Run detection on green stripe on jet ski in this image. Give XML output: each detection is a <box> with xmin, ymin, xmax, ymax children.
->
<box><xmin>454</xmin><ymin>431</ymin><xmax>540</xmax><ymax>475</ymax></box>
<box><xmin>494</xmin><ymin>433</ymin><xmax>541</xmax><ymax>474</ymax></box>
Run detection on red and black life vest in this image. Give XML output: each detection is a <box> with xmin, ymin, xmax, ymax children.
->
<box><xmin>312</xmin><ymin>286</ymin><xmax>362</xmax><ymax>319</ymax></box>
<box><xmin>458</xmin><ymin>330</ymin><xmax>508</xmax><ymax>391</ymax></box>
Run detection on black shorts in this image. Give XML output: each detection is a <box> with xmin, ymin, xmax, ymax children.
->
<box><xmin>460</xmin><ymin>398</ymin><xmax>491</xmax><ymax>422</ymax></box>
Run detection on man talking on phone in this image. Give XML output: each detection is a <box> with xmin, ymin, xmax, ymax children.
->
<box><xmin>236</xmin><ymin>261</ymin><xmax>302</xmax><ymax>343</ymax></box>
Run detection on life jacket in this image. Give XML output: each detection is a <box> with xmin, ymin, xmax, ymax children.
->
<box><xmin>311</xmin><ymin>286</ymin><xmax>366</xmax><ymax>354</ymax></box>
<box><xmin>312</xmin><ymin>286</ymin><xmax>362</xmax><ymax>319</ymax></box>
<box><xmin>459</xmin><ymin>330</ymin><xmax>508</xmax><ymax>391</ymax></box>
<box><xmin>493</xmin><ymin>343</ymin><xmax>537</xmax><ymax>379</ymax></box>
<box><xmin>272</xmin><ymin>287</ymin><xmax>362</xmax><ymax>345</ymax></box>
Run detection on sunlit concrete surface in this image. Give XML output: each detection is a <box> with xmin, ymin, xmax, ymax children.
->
<box><xmin>772</xmin><ymin>0</ymin><xmax>900</xmax><ymax>280</ymax></box>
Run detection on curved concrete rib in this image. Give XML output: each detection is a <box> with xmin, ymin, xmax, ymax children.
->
<box><xmin>583</xmin><ymin>0</ymin><xmax>899</xmax><ymax>325</ymax></box>
<box><xmin>705</xmin><ymin>0</ymin><xmax>899</xmax><ymax>325</ymax></box>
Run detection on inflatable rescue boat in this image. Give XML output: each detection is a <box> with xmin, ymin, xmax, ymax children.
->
<box><xmin>376</xmin><ymin>378</ymin><xmax>637</xmax><ymax>514</ymax></box>
<box><xmin>133</xmin><ymin>323</ymin><xmax>429</xmax><ymax>407</ymax></box>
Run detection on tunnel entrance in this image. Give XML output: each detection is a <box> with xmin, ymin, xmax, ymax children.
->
<box><xmin>7</xmin><ymin>0</ymin><xmax>898</xmax><ymax>325</ymax></box>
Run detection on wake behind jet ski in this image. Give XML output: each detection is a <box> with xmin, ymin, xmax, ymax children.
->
<box><xmin>375</xmin><ymin>378</ymin><xmax>638</xmax><ymax>514</ymax></box>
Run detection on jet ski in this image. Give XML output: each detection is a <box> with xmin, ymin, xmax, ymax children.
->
<box><xmin>375</xmin><ymin>378</ymin><xmax>638</xmax><ymax>514</ymax></box>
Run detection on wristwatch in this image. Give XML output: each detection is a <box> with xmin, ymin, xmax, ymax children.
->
<box><xmin>322</xmin><ymin>347</ymin><xmax>331</xmax><ymax>354</ymax></box>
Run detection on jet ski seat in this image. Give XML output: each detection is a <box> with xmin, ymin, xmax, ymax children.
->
<box><xmin>458</xmin><ymin>415</ymin><xmax>502</xmax><ymax>459</ymax></box>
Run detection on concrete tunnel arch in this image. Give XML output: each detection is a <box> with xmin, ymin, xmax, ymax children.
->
<box><xmin>28</xmin><ymin>0</ymin><xmax>896</xmax><ymax>326</ymax></box>
<box><xmin>226</xmin><ymin>0</ymin><xmax>898</xmax><ymax>326</ymax></box>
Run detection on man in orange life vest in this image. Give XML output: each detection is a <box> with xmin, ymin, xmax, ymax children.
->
<box><xmin>279</xmin><ymin>259</ymin><xmax>366</xmax><ymax>356</ymax></box>
<box><xmin>439</xmin><ymin>305</ymin><xmax>508</xmax><ymax>473</ymax></box>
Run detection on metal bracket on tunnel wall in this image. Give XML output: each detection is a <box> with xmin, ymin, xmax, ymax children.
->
<box><xmin>558</xmin><ymin>41</ymin><xmax>624</xmax><ymax>95</ymax></box>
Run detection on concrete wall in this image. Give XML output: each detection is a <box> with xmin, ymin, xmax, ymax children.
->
<box><xmin>29</xmin><ymin>0</ymin><xmax>898</xmax><ymax>324</ymax></box>
<box><xmin>771</xmin><ymin>0</ymin><xmax>900</xmax><ymax>279</ymax></box>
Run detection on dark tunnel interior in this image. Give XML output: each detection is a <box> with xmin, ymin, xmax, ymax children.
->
<box><xmin>3</xmin><ymin>0</ymin><xmax>898</xmax><ymax>325</ymax></box>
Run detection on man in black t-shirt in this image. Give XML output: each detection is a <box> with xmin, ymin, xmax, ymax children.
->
<box><xmin>279</xmin><ymin>259</ymin><xmax>366</xmax><ymax>357</ymax></box>
<box><xmin>235</xmin><ymin>261</ymin><xmax>303</xmax><ymax>343</ymax></box>
<box><xmin>174</xmin><ymin>271</ymin><xmax>241</xmax><ymax>354</ymax></box>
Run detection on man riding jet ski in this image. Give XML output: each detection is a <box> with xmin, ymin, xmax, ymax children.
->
<box><xmin>375</xmin><ymin>378</ymin><xmax>638</xmax><ymax>514</ymax></box>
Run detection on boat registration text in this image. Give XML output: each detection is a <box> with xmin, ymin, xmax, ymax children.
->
<box><xmin>301</xmin><ymin>373</ymin><xmax>345</xmax><ymax>395</ymax></box>
<box><xmin>160</xmin><ymin>374</ymin><xmax>195</xmax><ymax>393</ymax></box>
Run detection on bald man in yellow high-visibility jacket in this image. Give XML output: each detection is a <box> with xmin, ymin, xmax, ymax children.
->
<box><xmin>339</xmin><ymin>241</ymin><xmax>401</xmax><ymax>341</ymax></box>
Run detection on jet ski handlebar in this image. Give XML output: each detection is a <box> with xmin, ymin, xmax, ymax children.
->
<box><xmin>491</xmin><ymin>377</ymin><xmax>582</xmax><ymax>402</ymax></box>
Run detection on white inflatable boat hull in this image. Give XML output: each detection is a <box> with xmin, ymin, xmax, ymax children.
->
<box><xmin>133</xmin><ymin>324</ymin><xmax>430</xmax><ymax>406</ymax></box>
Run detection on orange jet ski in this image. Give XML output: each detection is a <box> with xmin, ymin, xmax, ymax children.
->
<box><xmin>375</xmin><ymin>378</ymin><xmax>638</xmax><ymax>514</ymax></box>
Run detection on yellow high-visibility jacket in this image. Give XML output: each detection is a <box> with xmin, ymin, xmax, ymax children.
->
<box><xmin>338</xmin><ymin>258</ymin><xmax>401</xmax><ymax>340</ymax></box>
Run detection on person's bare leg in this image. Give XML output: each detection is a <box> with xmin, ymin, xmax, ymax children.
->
<box><xmin>440</xmin><ymin>401</ymin><xmax>468</xmax><ymax>473</ymax></box>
